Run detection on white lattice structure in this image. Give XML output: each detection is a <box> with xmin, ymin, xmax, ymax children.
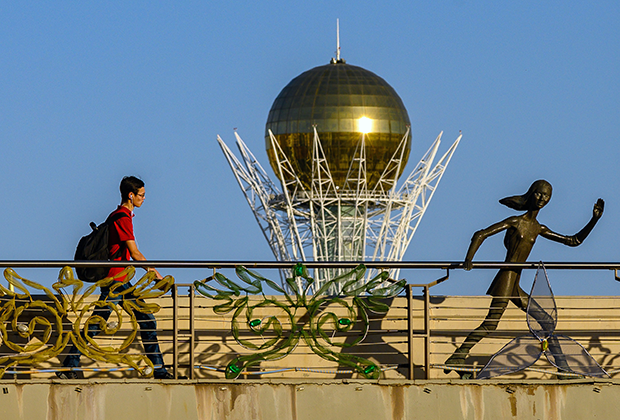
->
<box><xmin>218</xmin><ymin>129</ymin><xmax>461</xmax><ymax>292</ymax></box>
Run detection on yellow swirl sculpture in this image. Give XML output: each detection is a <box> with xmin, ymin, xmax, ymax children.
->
<box><xmin>0</xmin><ymin>266</ymin><xmax>173</xmax><ymax>378</ymax></box>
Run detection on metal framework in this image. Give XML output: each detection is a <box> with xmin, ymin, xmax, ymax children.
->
<box><xmin>218</xmin><ymin>129</ymin><xmax>461</xmax><ymax>291</ymax></box>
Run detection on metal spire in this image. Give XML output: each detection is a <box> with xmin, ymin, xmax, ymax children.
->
<box><xmin>336</xmin><ymin>19</ymin><xmax>341</xmax><ymax>61</ymax></box>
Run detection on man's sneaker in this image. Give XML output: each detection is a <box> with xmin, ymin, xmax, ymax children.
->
<box><xmin>154</xmin><ymin>371</ymin><xmax>188</xmax><ymax>379</ymax></box>
<box><xmin>154</xmin><ymin>371</ymin><xmax>174</xmax><ymax>379</ymax></box>
<box><xmin>56</xmin><ymin>371</ymin><xmax>79</xmax><ymax>379</ymax></box>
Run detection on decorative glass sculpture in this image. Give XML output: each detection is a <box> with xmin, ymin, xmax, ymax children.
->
<box><xmin>478</xmin><ymin>263</ymin><xmax>608</xmax><ymax>379</ymax></box>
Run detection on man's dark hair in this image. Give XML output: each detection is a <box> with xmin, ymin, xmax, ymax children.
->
<box><xmin>120</xmin><ymin>176</ymin><xmax>145</xmax><ymax>201</ymax></box>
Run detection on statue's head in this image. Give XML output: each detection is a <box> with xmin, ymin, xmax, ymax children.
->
<box><xmin>500</xmin><ymin>180</ymin><xmax>552</xmax><ymax>211</ymax></box>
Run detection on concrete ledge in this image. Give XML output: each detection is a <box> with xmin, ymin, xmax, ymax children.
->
<box><xmin>2</xmin><ymin>379</ymin><xmax>620</xmax><ymax>420</ymax></box>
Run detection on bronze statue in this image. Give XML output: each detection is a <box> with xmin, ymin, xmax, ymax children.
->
<box><xmin>445</xmin><ymin>180</ymin><xmax>604</xmax><ymax>377</ymax></box>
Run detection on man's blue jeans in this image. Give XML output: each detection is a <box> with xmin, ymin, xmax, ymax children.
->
<box><xmin>62</xmin><ymin>282</ymin><xmax>166</xmax><ymax>376</ymax></box>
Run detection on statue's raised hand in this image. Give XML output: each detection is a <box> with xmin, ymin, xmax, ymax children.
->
<box><xmin>593</xmin><ymin>198</ymin><xmax>604</xmax><ymax>219</ymax></box>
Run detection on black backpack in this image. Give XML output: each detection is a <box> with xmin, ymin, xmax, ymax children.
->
<box><xmin>74</xmin><ymin>212</ymin><xmax>129</xmax><ymax>282</ymax></box>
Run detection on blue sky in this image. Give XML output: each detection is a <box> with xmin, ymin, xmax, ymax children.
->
<box><xmin>1</xmin><ymin>1</ymin><xmax>618</xmax><ymax>295</ymax></box>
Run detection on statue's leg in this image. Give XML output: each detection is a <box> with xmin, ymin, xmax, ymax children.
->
<box><xmin>511</xmin><ymin>287</ymin><xmax>529</xmax><ymax>311</ymax></box>
<box><xmin>444</xmin><ymin>297</ymin><xmax>509</xmax><ymax>375</ymax></box>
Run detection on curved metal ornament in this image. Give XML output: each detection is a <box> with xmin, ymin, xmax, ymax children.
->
<box><xmin>195</xmin><ymin>264</ymin><xmax>406</xmax><ymax>379</ymax></box>
<box><xmin>0</xmin><ymin>266</ymin><xmax>173</xmax><ymax>378</ymax></box>
<box><xmin>69</xmin><ymin>268</ymin><xmax>173</xmax><ymax>375</ymax></box>
<box><xmin>0</xmin><ymin>269</ymin><xmax>70</xmax><ymax>377</ymax></box>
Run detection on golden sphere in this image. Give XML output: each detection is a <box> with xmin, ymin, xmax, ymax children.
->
<box><xmin>265</xmin><ymin>60</ymin><xmax>411</xmax><ymax>190</ymax></box>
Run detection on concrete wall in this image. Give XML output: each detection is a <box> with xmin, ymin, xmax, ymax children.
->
<box><xmin>2</xmin><ymin>379</ymin><xmax>620</xmax><ymax>420</ymax></box>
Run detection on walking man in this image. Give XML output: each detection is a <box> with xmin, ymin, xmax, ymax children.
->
<box><xmin>58</xmin><ymin>176</ymin><xmax>174</xmax><ymax>379</ymax></box>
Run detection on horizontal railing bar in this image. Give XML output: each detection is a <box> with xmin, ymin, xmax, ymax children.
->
<box><xmin>0</xmin><ymin>260</ymin><xmax>619</xmax><ymax>270</ymax></box>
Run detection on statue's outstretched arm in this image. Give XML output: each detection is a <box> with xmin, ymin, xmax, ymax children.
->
<box><xmin>464</xmin><ymin>218</ymin><xmax>514</xmax><ymax>270</ymax></box>
<box><xmin>540</xmin><ymin>198</ymin><xmax>604</xmax><ymax>247</ymax></box>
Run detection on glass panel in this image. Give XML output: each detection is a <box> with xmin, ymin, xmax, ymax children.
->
<box><xmin>340</xmin><ymin>119</ymin><xmax>353</xmax><ymax>131</ymax></box>
<box><xmin>377</xmin><ymin>120</ymin><xmax>389</xmax><ymax>133</ymax></box>
<box><xmin>527</xmin><ymin>265</ymin><xmax>557</xmax><ymax>340</ymax></box>
<box><xmin>477</xmin><ymin>335</ymin><xmax>541</xmax><ymax>379</ymax></box>
<box><xmin>546</xmin><ymin>335</ymin><xmax>608</xmax><ymax>377</ymax></box>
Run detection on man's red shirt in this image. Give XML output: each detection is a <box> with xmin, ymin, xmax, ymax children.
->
<box><xmin>107</xmin><ymin>205</ymin><xmax>134</xmax><ymax>281</ymax></box>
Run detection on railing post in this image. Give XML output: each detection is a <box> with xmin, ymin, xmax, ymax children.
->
<box><xmin>172</xmin><ymin>284</ymin><xmax>178</xmax><ymax>379</ymax></box>
<box><xmin>407</xmin><ymin>284</ymin><xmax>414</xmax><ymax>380</ymax></box>
<box><xmin>189</xmin><ymin>284</ymin><xmax>195</xmax><ymax>380</ymax></box>
<box><xmin>424</xmin><ymin>285</ymin><xmax>430</xmax><ymax>379</ymax></box>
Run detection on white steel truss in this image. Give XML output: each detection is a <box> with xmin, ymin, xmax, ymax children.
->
<box><xmin>218</xmin><ymin>129</ymin><xmax>462</xmax><ymax>291</ymax></box>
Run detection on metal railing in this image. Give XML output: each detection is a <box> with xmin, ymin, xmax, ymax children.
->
<box><xmin>0</xmin><ymin>260</ymin><xmax>619</xmax><ymax>381</ymax></box>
